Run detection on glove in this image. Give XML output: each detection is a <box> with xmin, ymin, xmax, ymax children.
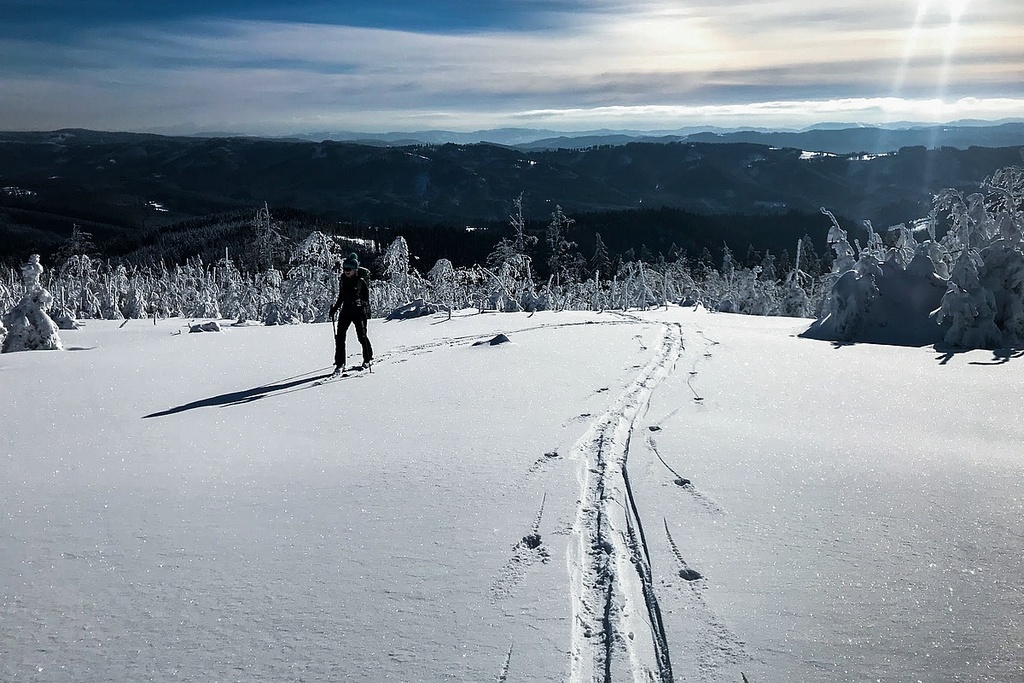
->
<box><xmin>328</xmin><ymin>304</ymin><xmax>338</xmax><ymax>317</ymax></box>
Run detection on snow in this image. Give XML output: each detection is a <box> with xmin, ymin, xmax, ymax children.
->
<box><xmin>799</xmin><ymin>151</ymin><xmax>838</xmax><ymax>160</ymax></box>
<box><xmin>2</xmin><ymin>308</ymin><xmax>1022</xmax><ymax>682</ymax></box>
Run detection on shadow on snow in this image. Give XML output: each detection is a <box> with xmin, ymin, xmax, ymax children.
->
<box><xmin>143</xmin><ymin>368</ymin><xmax>333</xmax><ymax>418</ymax></box>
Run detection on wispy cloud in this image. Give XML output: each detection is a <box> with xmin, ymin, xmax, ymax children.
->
<box><xmin>1</xmin><ymin>1</ymin><xmax>1021</xmax><ymax>132</ymax></box>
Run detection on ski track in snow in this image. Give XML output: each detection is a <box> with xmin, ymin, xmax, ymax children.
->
<box><xmin>663</xmin><ymin>519</ymin><xmax>747</xmax><ymax>681</ymax></box>
<box><xmin>648</xmin><ymin>328</ymin><xmax>724</xmax><ymax>514</ymax></box>
<box><xmin>567</xmin><ymin>321</ymin><xmax>682</xmax><ymax>683</ymax></box>
<box><xmin>646</xmin><ymin>435</ymin><xmax>724</xmax><ymax>516</ymax></box>
<box><xmin>491</xmin><ymin>494</ymin><xmax>551</xmax><ymax>602</ymax></box>
<box><xmin>660</xmin><ymin>327</ymin><xmax>748</xmax><ymax>681</ymax></box>
<box><xmin>383</xmin><ymin>318</ymin><xmax>636</xmax><ymax>363</ymax></box>
<box><xmin>496</xmin><ymin>642</ymin><xmax>515</xmax><ymax>682</ymax></box>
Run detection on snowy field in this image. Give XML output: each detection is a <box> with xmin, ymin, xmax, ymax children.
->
<box><xmin>2</xmin><ymin>307</ymin><xmax>1022</xmax><ymax>682</ymax></box>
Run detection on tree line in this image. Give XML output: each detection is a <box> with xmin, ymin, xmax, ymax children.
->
<box><xmin>5</xmin><ymin>161</ymin><xmax>1024</xmax><ymax>351</ymax></box>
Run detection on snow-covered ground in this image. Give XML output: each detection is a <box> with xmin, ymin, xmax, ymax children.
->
<box><xmin>2</xmin><ymin>308</ymin><xmax>1022</xmax><ymax>682</ymax></box>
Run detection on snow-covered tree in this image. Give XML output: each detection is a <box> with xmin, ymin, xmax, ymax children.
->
<box><xmin>483</xmin><ymin>196</ymin><xmax>540</xmax><ymax>312</ymax></box>
<box><xmin>277</xmin><ymin>231</ymin><xmax>341</xmax><ymax>323</ymax></box>
<box><xmin>2</xmin><ymin>254</ymin><xmax>63</xmax><ymax>353</ymax></box>
<box><xmin>215</xmin><ymin>249</ymin><xmax>246</xmax><ymax>321</ymax></box>
<box><xmin>487</xmin><ymin>194</ymin><xmax>537</xmax><ymax>273</ymax></box>
<box><xmin>590</xmin><ymin>232</ymin><xmax>612</xmax><ymax>280</ymax></box>
<box><xmin>118</xmin><ymin>265</ymin><xmax>148</xmax><ymax>320</ymax></box>
<box><xmin>824</xmin><ymin>209</ymin><xmax>856</xmax><ymax>275</ymax></box>
<box><xmin>427</xmin><ymin>258</ymin><xmax>459</xmax><ymax>316</ymax></box>
<box><xmin>546</xmin><ymin>205</ymin><xmax>578</xmax><ymax>285</ymax></box>
<box><xmin>383</xmin><ymin>236</ymin><xmax>411</xmax><ymax>288</ymax></box>
<box><xmin>935</xmin><ymin>164</ymin><xmax>1024</xmax><ymax>347</ymax></box>
<box><xmin>249</xmin><ymin>202</ymin><xmax>289</xmax><ymax>272</ymax></box>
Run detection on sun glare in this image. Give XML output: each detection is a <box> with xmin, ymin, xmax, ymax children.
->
<box><xmin>891</xmin><ymin>0</ymin><xmax>931</xmax><ymax>96</ymax></box>
<box><xmin>936</xmin><ymin>0</ymin><xmax>970</xmax><ymax>105</ymax></box>
<box><xmin>893</xmin><ymin>0</ymin><xmax>975</xmax><ymax>123</ymax></box>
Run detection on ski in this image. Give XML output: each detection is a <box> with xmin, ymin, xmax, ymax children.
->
<box><xmin>312</xmin><ymin>364</ymin><xmax>371</xmax><ymax>386</ymax></box>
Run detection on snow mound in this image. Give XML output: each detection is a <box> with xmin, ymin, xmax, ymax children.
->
<box><xmin>802</xmin><ymin>253</ymin><xmax>948</xmax><ymax>347</ymax></box>
<box><xmin>386</xmin><ymin>298</ymin><xmax>447</xmax><ymax>320</ymax></box>
<box><xmin>473</xmin><ymin>333</ymin><xmax>511</xmax><ymax>346</ymax></box>
<box><xmin>50</xmin><ymin>306</ymin><xmax>82</xmax><ymax>330</ymax></box>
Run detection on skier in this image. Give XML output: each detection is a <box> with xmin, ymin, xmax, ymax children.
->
<box><xmin>328</xmin><ymin>253</ymin><xmax>373</xmax><ymax>373</ymax></box>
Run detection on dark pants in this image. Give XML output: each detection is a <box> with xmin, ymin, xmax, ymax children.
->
<box><xmin>335</xmin><ymin>306</ymin><xmax>373</xmax><ymax>367</ymax></box>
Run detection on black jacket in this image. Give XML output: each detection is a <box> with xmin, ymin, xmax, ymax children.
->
<box><xmin>334</xmin><ymin>266</ymin><xmax>371</xmax><ymax>311</ymax></box>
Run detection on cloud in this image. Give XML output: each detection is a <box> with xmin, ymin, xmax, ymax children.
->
<box><xmin>1</xmin><ymin>1</ymin><xmax>1021</xmax><ymax>132</ymax></box>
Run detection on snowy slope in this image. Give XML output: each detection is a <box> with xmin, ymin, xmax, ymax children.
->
<box><xmin>2</xmin><ymin>309</ymin><xmax>1022</xmax><ymax>682</ymax></box>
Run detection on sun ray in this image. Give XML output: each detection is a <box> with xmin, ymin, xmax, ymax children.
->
<box><xmin>890</xmin><ymin>0</ymin><xmax>932</xmax><ymax>98</ymax></box>
<box><xmin>925</xmin><ymin>0</ymin><xmax>972</xmax><ymax>182</ymax></box>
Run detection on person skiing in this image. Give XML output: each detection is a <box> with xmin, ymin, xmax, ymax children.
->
<box><xmin>328</xmin><ymin>253</ymin><xmax>373</xmax><ymax>373</ymax></box>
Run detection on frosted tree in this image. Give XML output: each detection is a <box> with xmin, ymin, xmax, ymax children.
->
<box><xmin>0</xmin><ymin>271</ymin><xmax>7</xmax><ymax>346</ymax></box>
<box><xmin>259</xmin><ymin>267</ymin><xmax>292</xmax><ymax>325</ymax></box>
<box><xmin>730</xmin><ymin>266</ymin><xmax>776</xmax><ymax>315</ymax></box>
<box><xmin>778</xmin><ymin>240</ymin><xmax>811</xmax><ymax>317</ymax></box>
<box><xmin>118</xmin><ymin>265</ymin><xmax>148</xmax><ymax>319</ymax></box>
<box><xmin>51</xmin><ymin>226</ymin><xmax>102</xmax><ymax>319</ymax></box>
<box><xmin>824</xmin><ymin>208</ymin><xmax>856</xmax><ymax>275</ymax></box>
<box><xmin>175</xmin><ymin>257</ymin><xmax>220</xmax><ymax>319</ymax></box>
<box><xmin>802</xmin><ymin>208</ymin><xmax>889</xmax><ymax>340</ymax></box>
<box><xmin>2</xmin><ymin>254</ymin><xmax>63</xmax><ymax>353</ymax></box>
<box><xmin>816</xmin><ymin>255</ymin><xmax>882</xmax><ymax>340</ymax></box>
<box><xmin>0</xmin><ymin>267</ymin><xmax>15</xmax><ymax>314</ymax></box>
<box><xmin>612</xmin><ymin>260</ymin><xmax>657</xmax><ymax>310</ymax></box>
<box><xmin>249</xmin><ymin>202</ymin><xmax>289</xmax><ymax>271</ymax></box>
<box><xmin>590</xmin><ymin>232</ymin><xmax>612</xmax><ymax>280</ymax></box>
<box><xmin>427</xmin><ymin>258</ymin><xmax>460</xmax><ymax>316</ymax></box>
<box><xmin>546</xmin><ymin>205</ymin><xmax>578</xmax><ymax>287</ymax></box>
<box><xmin>759</xmin><ymin>251</ymin><xmax>778</xmax><ymax>282</ymax></box>
<box><xmin>779</xmin><ymin>240</ymin><xmax>812</xmax><ymax>317</ymax></box>
<box><xmin>96</xmin><ymin>265</ymin><xmax>125</xmax><ymax>321</ymax></box>
<box><xmin>720</xmin><ymin>243</ymin><xmax>736</xmax><ymax>281</ymax></box>
<box><xmin>277</xmin><ymin>231</ymin><xmax>340</xmax><ymax>323</ymax></box>
<box><xmin>857</xmin><ymin>220</ymin><xmax>887</xmax><ymax>262</ymax></box>
<box><xmin>149</xmin><ymin>263</ymin><xmax>175</xmax><ymax>318</ymax></box>
<box><xmin>938</xmin><ymin>248</ymin><xmax>1000</xmax><ymax>348</ymax></box>
<box><xmin>887</xmin><ymin>222</ymin><xmax>919</xmax><ymax>268</ymax></box>
<box><xmin>485</xmin><ymin>195</ymin><xmax>539</xmax><ymax>311</ymax></box>
<box><xmin>779</xmin><ymin>277</ymin><xmax>812</xmax><ymax>318</ymax></box>
<box><xmin>377</xmin><ymin>236</ymin><xmax>430</xmax><ymax>313</ymax></box>
<box><xmin>215</xmin><ymin>249</ymin><xmax>246</xmax><ymax>321</ymax></box>
<box><xmin>383</xmin><ymin>235</ymin><xmax>411</xmax><ymax>297</ymax></box>
<box><xmin>935</xmin><ymin>165</ymin><xmax>1024</xmax><ymax>347</ymax></box>
<box><xmin>487</xmin><ymin>194</ymin><xmax>537</xmax><ymax>271</ymax></box>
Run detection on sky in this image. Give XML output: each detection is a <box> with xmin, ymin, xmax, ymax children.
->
<box><xmin>1</xmin><ymin>0</ymin><xmax>1022</xmax><ymax>135</ymax></box>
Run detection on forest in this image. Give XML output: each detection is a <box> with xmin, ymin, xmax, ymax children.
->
<box><xmin>3</xmin><ymin>158</ymin><xmax>1024</xmax><ymax>354</ymax></box>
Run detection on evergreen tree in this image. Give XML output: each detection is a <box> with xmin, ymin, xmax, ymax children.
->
<box><xmin>798</xmin><ymin>233</ymin><xmax>824</xmax><ymax>278</ymax></box>
<box><xmin>249</xmin><ymin>202</ymin><xmax>289</xmax><ymax>272</ymax></box>
<box><xmin>760</xmin><ymin>251</ymin><xmax>778</xmax><ymax>282</ymax></box>
<box><xmin>486</xmin><ymin>194</ymin><xmax>537</xmax><ymax>274</ymax></box>
<box><xmin>545</xmin><ymin>205</ymin><xmax>577</xmax><ymax>285</ymax></box>
<box><xmin>590</xmin><ymin>232</ymin><xmax>612</xmax><ymax>279</ymax></box>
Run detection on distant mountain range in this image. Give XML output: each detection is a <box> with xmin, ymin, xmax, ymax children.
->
<box><xmin>1</xmin><ymin>126</ymin><xmax>1022</xmax><ymax>264</ymax></box>
<box><xmin>275</xmin><ymin>120</ymin><xmax>1024</xmax><ymax>154</ymax></box>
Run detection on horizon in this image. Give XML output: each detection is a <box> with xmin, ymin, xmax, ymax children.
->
<box><xmin>5</xmin><ymin>117</ymin><xmax>1024</xmax><ymax>143</ymax></box>
<box><xmin>2</xmin><ymin>1</ymin><xmax>1022</xmax><ymax>135</ymax></box>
